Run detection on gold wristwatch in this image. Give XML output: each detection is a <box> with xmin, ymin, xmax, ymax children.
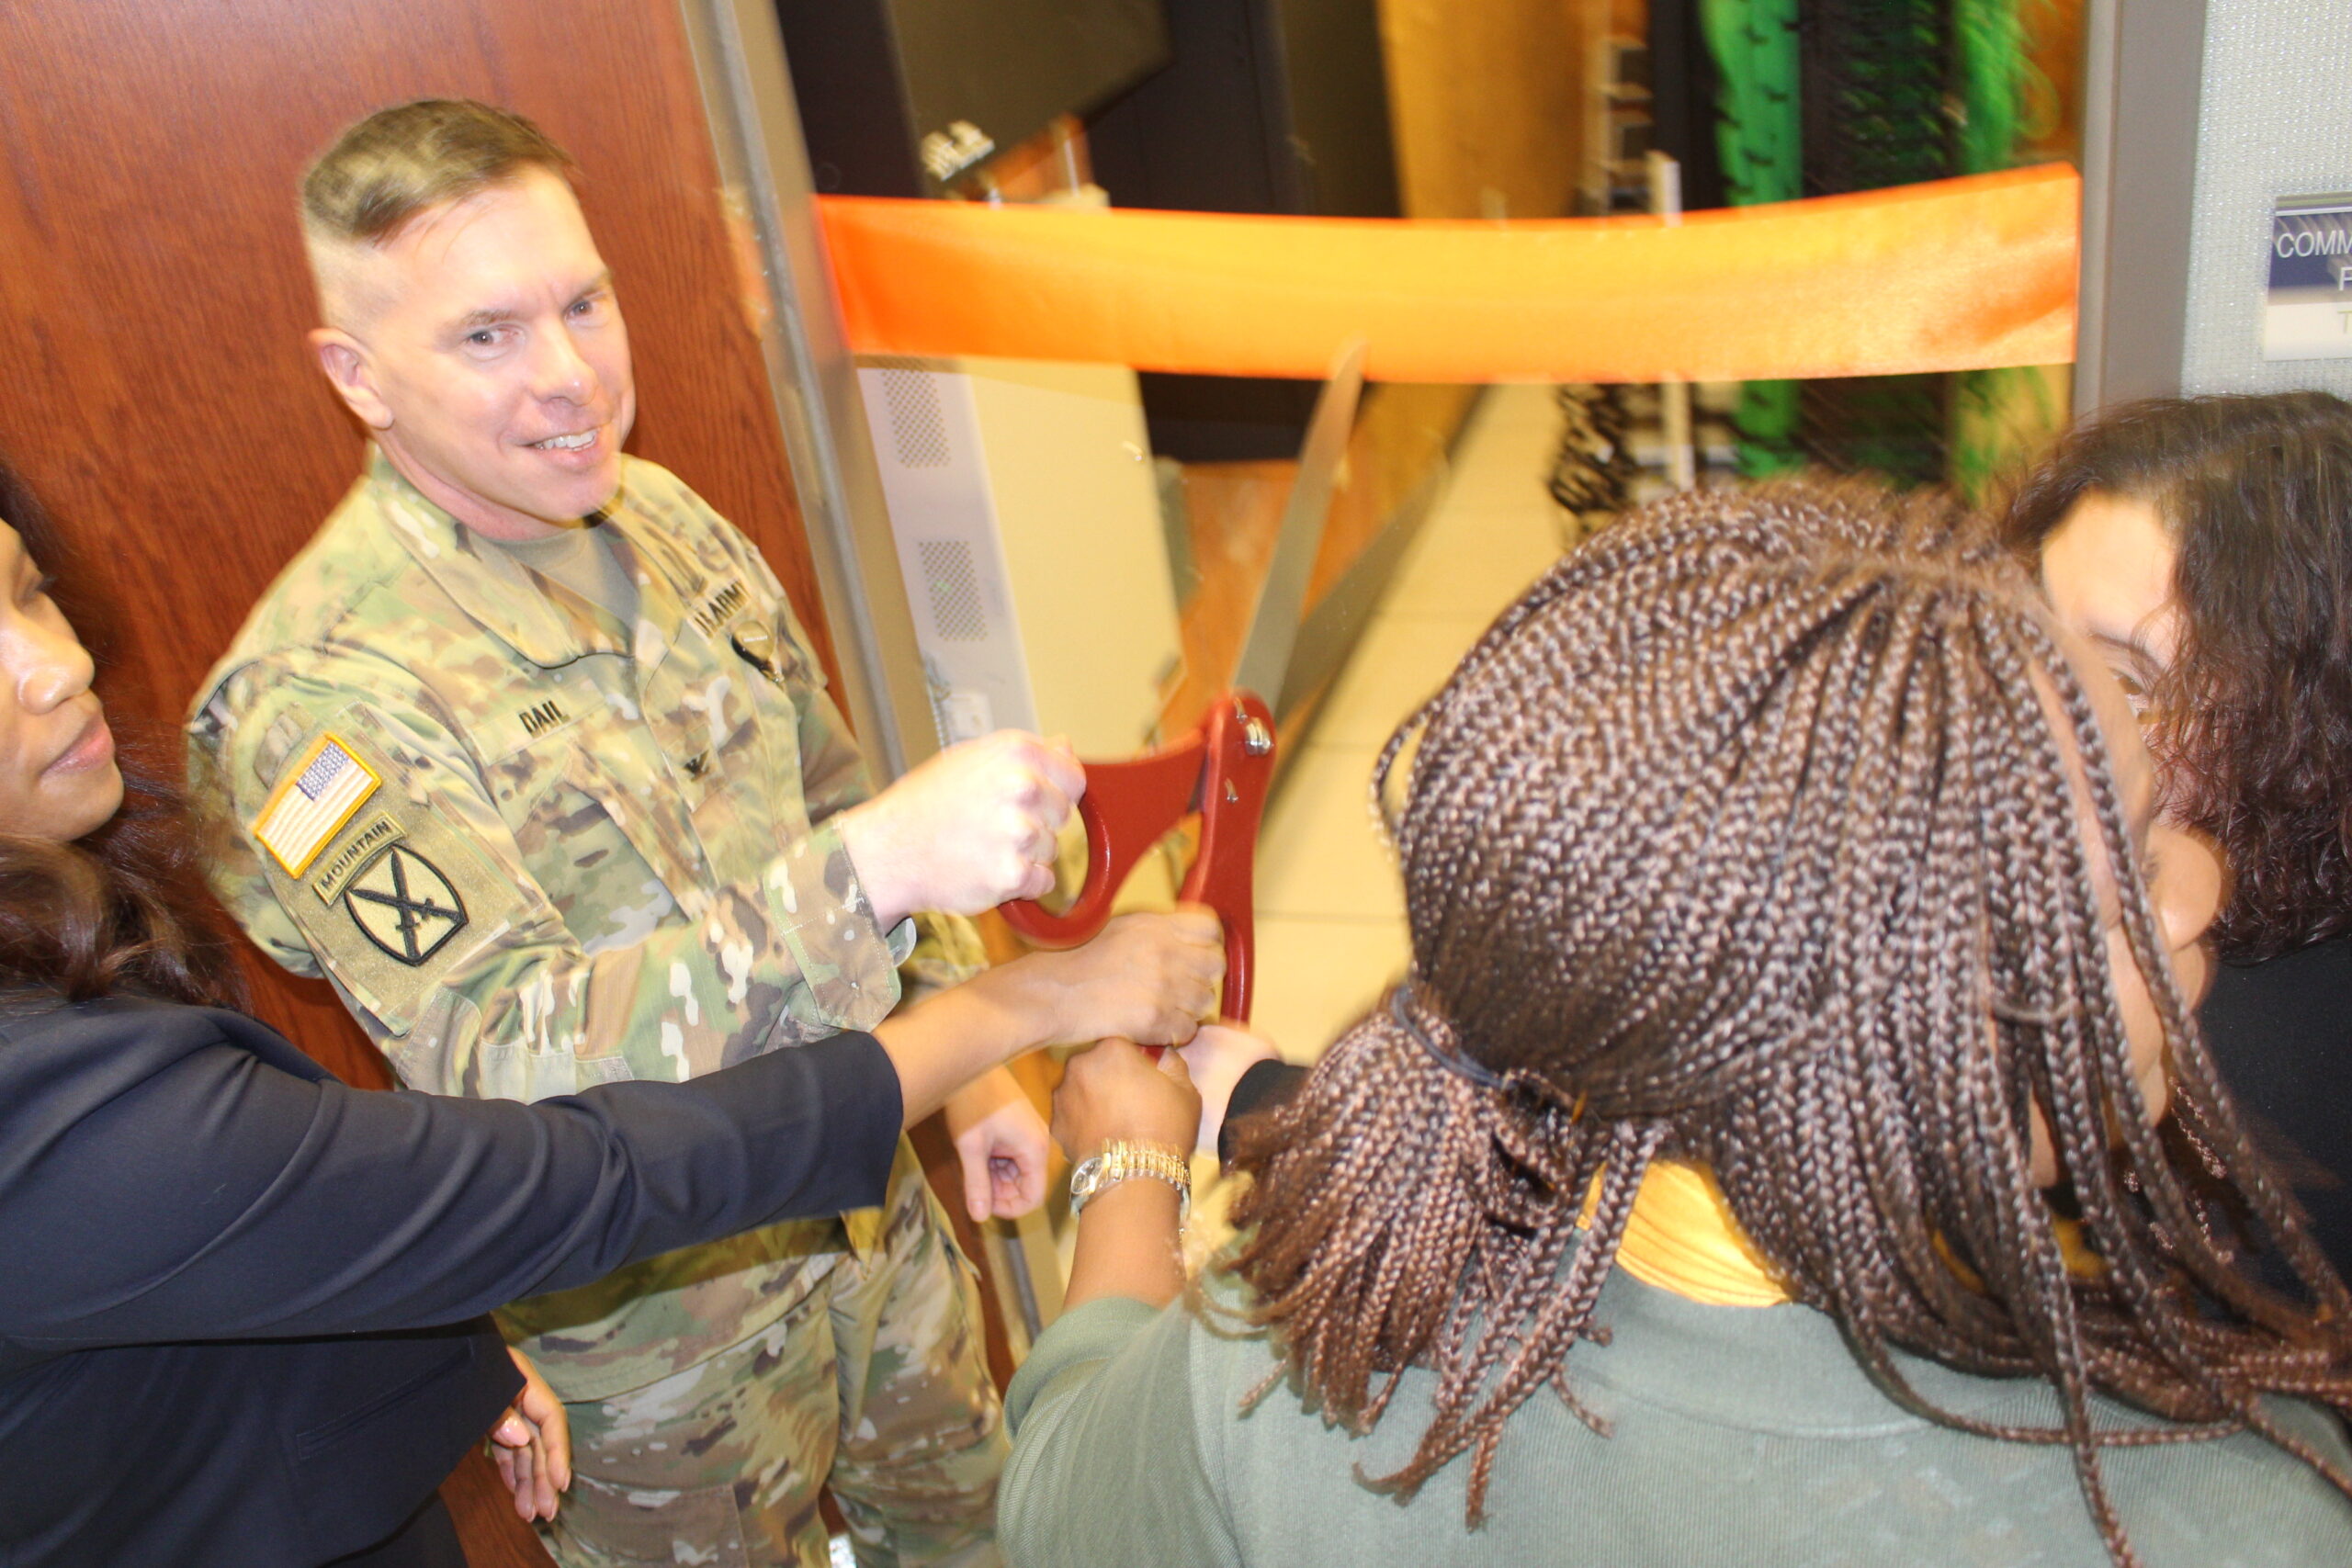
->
<box><xmin>1069</xmin><ymin>1140</ymin><xmax>1192</xmax><ymax>1224</ymax></box>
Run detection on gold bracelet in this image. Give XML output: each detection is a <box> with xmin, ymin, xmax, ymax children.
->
<box><xmin>1069</xmin><ymin>1139</ymin><xmax>1192</xmax><ymax>1225</ymax></box>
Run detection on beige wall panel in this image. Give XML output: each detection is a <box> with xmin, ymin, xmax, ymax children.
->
<box><xmin>1379</xmin><ymin>0</ymin><xmax>1586</xmax><ymax>219</ymax></box>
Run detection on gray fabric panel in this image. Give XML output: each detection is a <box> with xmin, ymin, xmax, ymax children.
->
<box><xmin>2180</xmin><ymin>0</ymin><xmax>2352</xmax><ymax>394</ymax></box>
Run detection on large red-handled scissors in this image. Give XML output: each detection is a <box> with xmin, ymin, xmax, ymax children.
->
<box><xmin>995</xmin><ymin>341</ymin><xmax>1363</xmax><ymax>1039</ymax></box>
<box><xmin>1001</xmin><ymin>692</ymin><xmax>1276</xmax><ymax>1025</ymax></box>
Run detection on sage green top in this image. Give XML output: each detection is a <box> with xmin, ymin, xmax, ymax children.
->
<box><xmin>1003</xmin><ymin>1259</ymin><xmax>2352</xmax><ymax>1566</ymax></box>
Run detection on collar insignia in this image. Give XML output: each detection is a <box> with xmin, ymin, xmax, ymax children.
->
<box><xmin>729</xmin><ymin>618</ymin><xmax>790</xmax><ymax>685</ymax></box>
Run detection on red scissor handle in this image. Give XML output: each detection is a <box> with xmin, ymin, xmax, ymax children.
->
<box><xmin>1001</xmin><ymin>692</ymin><xmax>1276</xmax><ymax>1024</ymax></box>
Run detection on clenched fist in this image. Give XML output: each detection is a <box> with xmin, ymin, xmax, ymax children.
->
<box><xmin>1051</xmin><ymin>1037</ymin><xmax>1202</xmax><ymax>1166</ymax></box>
<box><xmin>837</xmin><ymin>730</ymin><xmax>1084</xmax><ymax>925</ymax></box>
<box><xmin>944</xmin><ymin>1066</ymin><xmax>1053</xmax><ymax>1222</ymax></box>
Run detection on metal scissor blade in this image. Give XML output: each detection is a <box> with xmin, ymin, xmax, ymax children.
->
<box><xmin>1229</xmin><ymin>336</ymin><xmax>1368</xmax><ymax>710</ymax></box>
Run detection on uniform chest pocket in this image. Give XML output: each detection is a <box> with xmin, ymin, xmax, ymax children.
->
<box><xmin>504</xmin><ymin>744</ymin><xmax>710</xmax><ymax>951</ymax></box>
<box><xmin>646</xmin><ymin>661</ymin><xmax>763</xmax><ymax>816</ymax></box>
<box><xmin>645</xmin><ymin>655</ymin><xmax>807</xmax><ymax>870</ymax></box>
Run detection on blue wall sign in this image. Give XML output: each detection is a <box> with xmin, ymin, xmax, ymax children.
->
<box><xmin>2265</xmin><ymin>194</ymin><xmax>2352</xmax><ymax>361</ymax></box>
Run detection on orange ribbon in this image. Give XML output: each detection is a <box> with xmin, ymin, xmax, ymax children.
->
<box><xmin>819</xmin><ymin>164</ymin><xmax>2077</xmax><ymax>384</ymax></box>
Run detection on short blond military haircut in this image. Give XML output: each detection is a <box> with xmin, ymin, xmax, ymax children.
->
<box><xmin>302</xmin><ymin>99</ymin><xmax>577</xmax><ymax>324</ymax></box>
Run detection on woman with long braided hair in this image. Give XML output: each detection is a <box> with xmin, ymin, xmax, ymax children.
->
<box><xmin>1000</xmin><ymin>483</ymin><xmax>2352</xmax><ymax>1568</ymax></box>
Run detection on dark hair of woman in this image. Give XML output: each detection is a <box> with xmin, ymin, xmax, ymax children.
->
<box><xmin>0</xmin><ymin>460</ymin><xmax>244</xmax><ymax>1011</ymax></box>
<box><xmin>2003</xmin><ymin>391</ymin><xmax>2352</xmax><ymax>963</ymax></box>
<box><xmin>1227</xmin><ymin>483</ymin><xmax>2352</xmax><ymax>1568</ymax></box>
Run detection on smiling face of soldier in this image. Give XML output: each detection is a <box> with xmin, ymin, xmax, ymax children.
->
<box><xmin>308</xmin><ymin>169</ymin><xmax>635</xmax><ymax>541</ymax></box>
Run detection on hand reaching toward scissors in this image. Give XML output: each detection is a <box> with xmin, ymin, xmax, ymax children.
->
<box><xmin>1176</xmin><ymin>1022</ymin><xmax>1281</xmax><ymax>1154</ymax></box>
<box><xmin>838</xmin><ymin>731</ymin><xmax>1084</xmax><ymax>926</ymax></box>
<box><xmin>1052</xmin><ymin>1038</ymin><xmax>1202</xmax><ymax>1312</ymax></box>
<box><xmin>875</xmin><ymin>907</ymin><xmax>1224</xmax><ymax>1127</ymax></box>
<box><xmin>1017</xmin><ymin>908</ymin><xmax>1226</xmax><ymax>1049</ymax></box>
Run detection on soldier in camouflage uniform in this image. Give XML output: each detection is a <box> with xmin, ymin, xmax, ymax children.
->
<box><xmin>187</xmin><ymin>100</ymin><xmax>1219</xmax><ymax>1568</ymax></box>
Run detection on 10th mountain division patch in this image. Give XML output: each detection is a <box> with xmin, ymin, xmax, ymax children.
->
<box><xmin>343</xmin><ymin>842</ymin><xmax>469</xmax><ymax>966</ymax></box>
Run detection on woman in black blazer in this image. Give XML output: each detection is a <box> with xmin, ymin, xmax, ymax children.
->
<box><xmin>0</xmin><ymin>466</ymin><xmax>1223</xmax><ymax>1567</ymax></box>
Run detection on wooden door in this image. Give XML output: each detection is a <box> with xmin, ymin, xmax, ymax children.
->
<box><xmin>0</xmin><ymin>3</ymin><xmax>842</xmax><ymax>1561</ymax></box>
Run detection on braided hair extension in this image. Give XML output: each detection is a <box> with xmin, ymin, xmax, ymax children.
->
<box><xmin>1225</xmin><ymin>482</ymin><xmax>2352</xmax><ymax>1563</ymax></box>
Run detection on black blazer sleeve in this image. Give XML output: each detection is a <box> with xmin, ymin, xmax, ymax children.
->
<box><xmin>0</xmin><ymin>999</ymin><xmax>902</xmax><ymax>1359</ymax></box>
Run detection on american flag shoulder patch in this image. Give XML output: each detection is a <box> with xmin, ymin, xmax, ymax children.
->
<box><xmin>254</xmin><ymin>732</ymin><xmax>383</xmax><ymax>878</ymax></box>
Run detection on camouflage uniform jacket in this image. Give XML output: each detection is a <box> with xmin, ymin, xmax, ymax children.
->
<box><xmin>187</xmin><ymin>450</ymin><xmax>976</xmax><ymax>1400</ymax></box>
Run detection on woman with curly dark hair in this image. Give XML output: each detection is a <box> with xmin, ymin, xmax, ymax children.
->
<box><xmin>999</xmin><ymin>485</ymin><xmax>2352</xmax><ymax>1568</ymax></box>
<box><xmin>2006</xmin><ymin>392</ymin><xmax>2352</xmax><ymax>1275</ymax></box>
<box><xmin>0</xmin><ymin>458</ymin><xmax>1223</xmax><ymax>1567</ymax></box>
